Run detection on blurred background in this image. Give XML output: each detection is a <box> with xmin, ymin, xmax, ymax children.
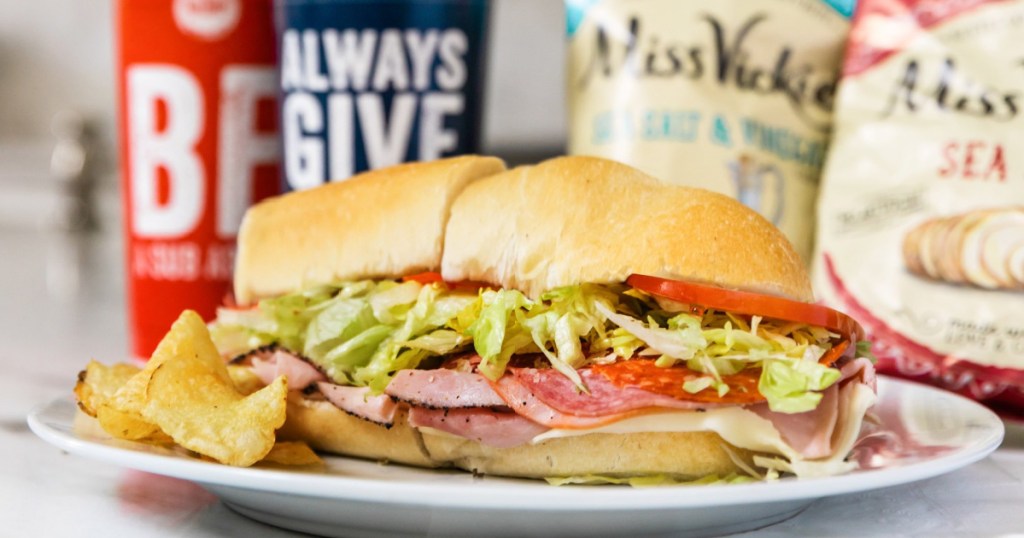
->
<box><xmin>0</xmin><ymin>0</ymin><xmax>564</xmax><ymax>358</ymax></box>
<box><xmin>4</xmin><ymin>5</ymin><xmax>1023</xmax><ymax>537</ymax></box>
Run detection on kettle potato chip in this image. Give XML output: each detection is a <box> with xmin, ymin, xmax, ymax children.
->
<box><xmin>96</xmin><ymin>405</ymin><xmax>167</xmax><ymax>442</ymax></box>
<box><xmin>75</xmin><ymin>310</ymin><xmax>292</xmax><ymax>466</ymax></box>
<box><xmin>143</xmin><ymin>359</ymin><xmax>287</xmax><ymax>467</ymax></box>
<box><xmin>227</xmin><ymin>364</ymin><xmax>267</xmax><ymax>396</ymax></box>
<box><xmin>259</xmin><ymin>441</ymin><xmax>324</xmax><ymax>466</ymax></box>
<box><xmin>74</xmin><ymin>361</ymin><xmax>141</xmax><ymax>417</ymax></box>
<box><xmin>95</xmin><ymin>310</ymin><xmax>216</xmax><ymax>440</ymax></box>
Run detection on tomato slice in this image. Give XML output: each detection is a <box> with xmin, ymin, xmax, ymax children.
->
<box><xmin>402</xmin><ymin>271</ymin><xmax>492</xmax><ymax>293</ymax></box>
<box><xmin>626</xmin><ymin>274</ymin><xmax>865</xmax><ymax>342</ymax></box>
<box><xmin>403</xmin><ymin>271</ymin><xmax>445</xmax><ymax>285</ymax></box>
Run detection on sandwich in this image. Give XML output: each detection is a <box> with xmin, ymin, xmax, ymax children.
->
<box><xmin>205</xmin><ymin>154</ymin><xmax>877</xmax><ymax>482</ymax></box>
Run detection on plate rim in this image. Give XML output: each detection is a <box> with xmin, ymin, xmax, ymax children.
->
<box><xmin>28</xmin><ymin>376</ymin><xmax>1005</xmax><ymax>511</ymax></box>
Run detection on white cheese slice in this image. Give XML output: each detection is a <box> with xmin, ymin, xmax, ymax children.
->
<box><xmin>532</xmin><ymin>382</ymin><xmax>877</xmax><ymax>478</ymax></box>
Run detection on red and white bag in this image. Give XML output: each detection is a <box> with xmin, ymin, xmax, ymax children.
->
<box><xmin>813</xmin><ymin>0</ymin><xmax>1024</xmax><ymax>414</ymax></box>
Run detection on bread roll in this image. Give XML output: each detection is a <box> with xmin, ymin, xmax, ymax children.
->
<box><xmin>420</xmin><ymin>429</ymin><xmax>752</xmax><ymax>479</ymax></box>
<box><xmin>441</xmin><ymin>156</ymin><xmax>812</xmax><ymax>301</ymax></box>
<box><xmin>279</xmin><ymin>395</ymin><xmax>753</xmax><ymax>478</ymax></box>
<box><xmin>234</xmin><ymin>156</ymin><xmax>506</xmax><ymax>305</ymax></box>
<box><xmin>279</xmin><ymin>394</ymin><xmax>437</xmax><ymax>468</ymax></box>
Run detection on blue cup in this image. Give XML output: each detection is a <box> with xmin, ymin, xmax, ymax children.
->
<box><xmin>275</xmin><ymin>0</ymin><xmax>490</xmax><ymax>191</ymax></box>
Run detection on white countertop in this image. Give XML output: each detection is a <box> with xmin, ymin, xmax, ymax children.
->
<box><xmin>4</xmin><ymin>227</ymin><xmax>1024</xmax><ymax>537</ymax></box>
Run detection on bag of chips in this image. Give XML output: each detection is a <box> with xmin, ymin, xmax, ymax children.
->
<box><xmin>813</xmin><ymin>0</ymin><xmax>1024</xmax><ymax>414</ymax></box>
<box><xmin>566</xmin><ymin>0</ymin><xmax>854</xmax><ymax>259</ymax></box>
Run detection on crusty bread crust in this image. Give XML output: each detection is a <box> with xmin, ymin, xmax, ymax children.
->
<box><xmin>420</xmin><ymin>429</ymin><xmax>752</xmax><ymax>479</ymax></box>
<box><xmin>278</xmin><ymin>394</ymin><xmax>437</xmax><ymax>468</ymax></box>
<box><xmin>441</xmin><ymin>156</ymin><xmax>812</xmax><ymax>301</ymax></box>
<box><xmin>234</xmin><ymin>156</ymin><xmax>506</xmax><ymax>305</ymax></box>
<box><xmin>279</xmin><ymin>393</ymin><xmax>752</xmax><ymax>478</ymax></box>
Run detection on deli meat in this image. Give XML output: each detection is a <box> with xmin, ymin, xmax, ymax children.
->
<box><xmin>251</xmin><ymin>349</ymin><xmax>327</xmax><ymax>390</ymax></box>
<box><xmin>749</xmin><ymin>384</ymin><xmax>840</xmax><ymax>459</ymax></box>
<box><xmin>510</xmin><ymin>367</ymin><xmax>719</xmax><ymax>416</ymax></box>
<box><xmin>317</xmin><ymin>382</ymin><xmax>398</xmax><ymax>426</ymax></box>
<box><xmin>489</xmin><ymin>373</ymin><xmax>622</xmax><ymax>428</ymax></box>
<box><xmin>748</xmin><ymin>361</ymin><xmax>876</xmax><ymax>459</ymax></box>
<box><xmin>840</xmin><ymin>357</ymin><xmax>877</xmax><ymax>391</ymax></box>
<box><xmin>490</xmin><ymin>373</ymin><xmax>648</xmax><ymax>429</ymax></box>
<box><xmin>408</xmin><ymin>406</ymin><xmax>549</xmax><ymax>448</ymax></box>
<box><xmin>385</xmin><ymin>368</ymin><xmax>506</xmax><ymax>408</ymax></box>
<box><xmin>314</xmin><ymin>358</ymin><xmax>876</xmax><ymax>452</ymax></box>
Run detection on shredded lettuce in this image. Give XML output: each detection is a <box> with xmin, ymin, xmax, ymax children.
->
<box><xmin>368</xmin><ymin>280</ymin><xmax>420</xmax><ymax>324</ymax></box>
<box><xmin>534</xmin><ymin>285</ymin><xmax>618</xmax><ymax>381</ymax></box>
<box><xmin>351</xmin><ymin>284</ymin><xmax>477</xmax><ymax>391</ymax></box>
<box><xmin>208</xmin><ymin>307</ymin><xmax>277</xmax><ymax>357</ymax></box>
<box><xmin>595</xmin><ymin>303</ymin><xmax>706</xmax><ymax>360</ymax></box>
<box><xmin>758</xmin><ymin>350</ymin><xmax>842</xmax><ymax>413</ymax></box>
<box><xmin>592</xmin><ymin>327</ymin><xmax>644</xmax><ymax>359</ymax></box>
<box><xmin>539</xmin><ymin>284</ymin><xmax>617</xmax><ymax>343</ymax></box>
<box><xmin>303</xmin><ymin>298</ymin><xmax>377</xmax><ymax>361</ymax></box>
<box><xmin>211</xmin><ymin>280</ymin><xmax>476</xmax><ymax>390</ymax></box>
<box><xmin>467</xmin><ymin>289</ymin><xmax>533</xmax><ymax>379</ymax></box>
<box><xmin>596</xmin><ymin>300</ymin><xmax>843</xmax><ymax>414</ymax></box>
<box><xmin>211</xmin><ymin>280</ymin><xmax>846</xmax><ymax>414</ymax></box>
<box><xmin>320</xmin><ymin>325</ymin><xmax>392</xmax><ymax>381</ymax></box>
<box><xmin>683</xmin><ymin>375</ymin><xmax>730</xmax><ymax>398</ymax></box>
<box><xmin>467</xmin><ymin>285</ymin><xmax>619</xmax><ymax>386</ymax></box>
<box><xmin>401</xmin><ymin>329</ymin><xmax>468</xmax><ymax>354</ymax></box>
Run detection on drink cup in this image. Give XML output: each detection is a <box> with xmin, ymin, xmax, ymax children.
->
<box><xmin>274</xmin><ymin>0</ymin><xmax>490</xmax><ymax>191</ymax></box>
<box><xmin>118</xmin><ymin>0</ymin><xmax>281</xmax><ymax>359</ymax></box>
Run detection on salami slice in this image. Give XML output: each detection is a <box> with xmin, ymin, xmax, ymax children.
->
<box><xmin>590</xmin><ymin>360</ymin><xmax>765</xmax><ymax>405</ymax></box>
<box><xmin>510</xmin><ymin>367</ymin><xmax>716</xmax><ymax>416</ymax></box>
<box><xmin>489</xmin><ymin>374</ymin><xmax>643</xmax><ymax>429</ymax></box>
<box><xmin>592</xmin><ymin>343</ymin><xmax>849</xmax><ymax>406</ymax></box>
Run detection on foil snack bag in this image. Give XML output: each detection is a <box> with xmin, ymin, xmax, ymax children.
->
<box><xmin>566</xmin><ymin>0</ymin><xmax>854</xmax><ymax>260</ymax></box>
<box><xmin>813</xmin><ymin>0</ymin><xmax>1024</xmax><ymax>413</ymax></box>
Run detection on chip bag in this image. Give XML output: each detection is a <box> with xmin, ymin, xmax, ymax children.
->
<box><xmin>813</xmin><ymin>0</ymin><xmax>1024</xmax><ymax>414</ymax></box>
<box><xmin>566</xmin><ymin>0</ymin><xmax>854</xmax><ymax>260</ymax></box>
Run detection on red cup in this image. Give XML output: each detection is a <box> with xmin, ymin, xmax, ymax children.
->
<box><xmin>117</xmin><ymin>0</ymin><xmax>281</xmax><ymax>359</ymax></box>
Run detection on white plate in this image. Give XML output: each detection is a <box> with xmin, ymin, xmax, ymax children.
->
<box><xmin>29</xmin><ymin>377</ymin><xmax>1003</xmax><ymax>538</ymax></box>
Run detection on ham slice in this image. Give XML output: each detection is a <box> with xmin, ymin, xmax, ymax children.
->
<box><xmin>748</xmin><ymin>359</ymin><xmax>877</xmax><ymax>459</ymax></box>
<box><xmin>490</xmin><ymin>373</ymin><xmax>650</xmax><ymax>429</ymax></box>
<box><xmin>840</xmin><ymin>357</ymin><xmax>877</xmax><ymax>391</ymax></box>
<box><xmin>386</xmin><ymin>368</ymin><xmax>506</xmax><ymax>408</ymax></box>
<box><xmin>317</xmin><ymin>382</ymin><xmax>398</xmax><ymax>426</ymax></box>
<box><xmin>749</xmin><ymin>384</ymin><xmax>839</xmax><ymax>459</ymax></box>
<box><xmin>251</xmin><ymin>349</ymin><xmax>327</xmax><ymax>390</ymax></box>
<box><xmin>408</xmin><ymin>406</ymin><xmax>549</xmax><ymax>448</ymax></box>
